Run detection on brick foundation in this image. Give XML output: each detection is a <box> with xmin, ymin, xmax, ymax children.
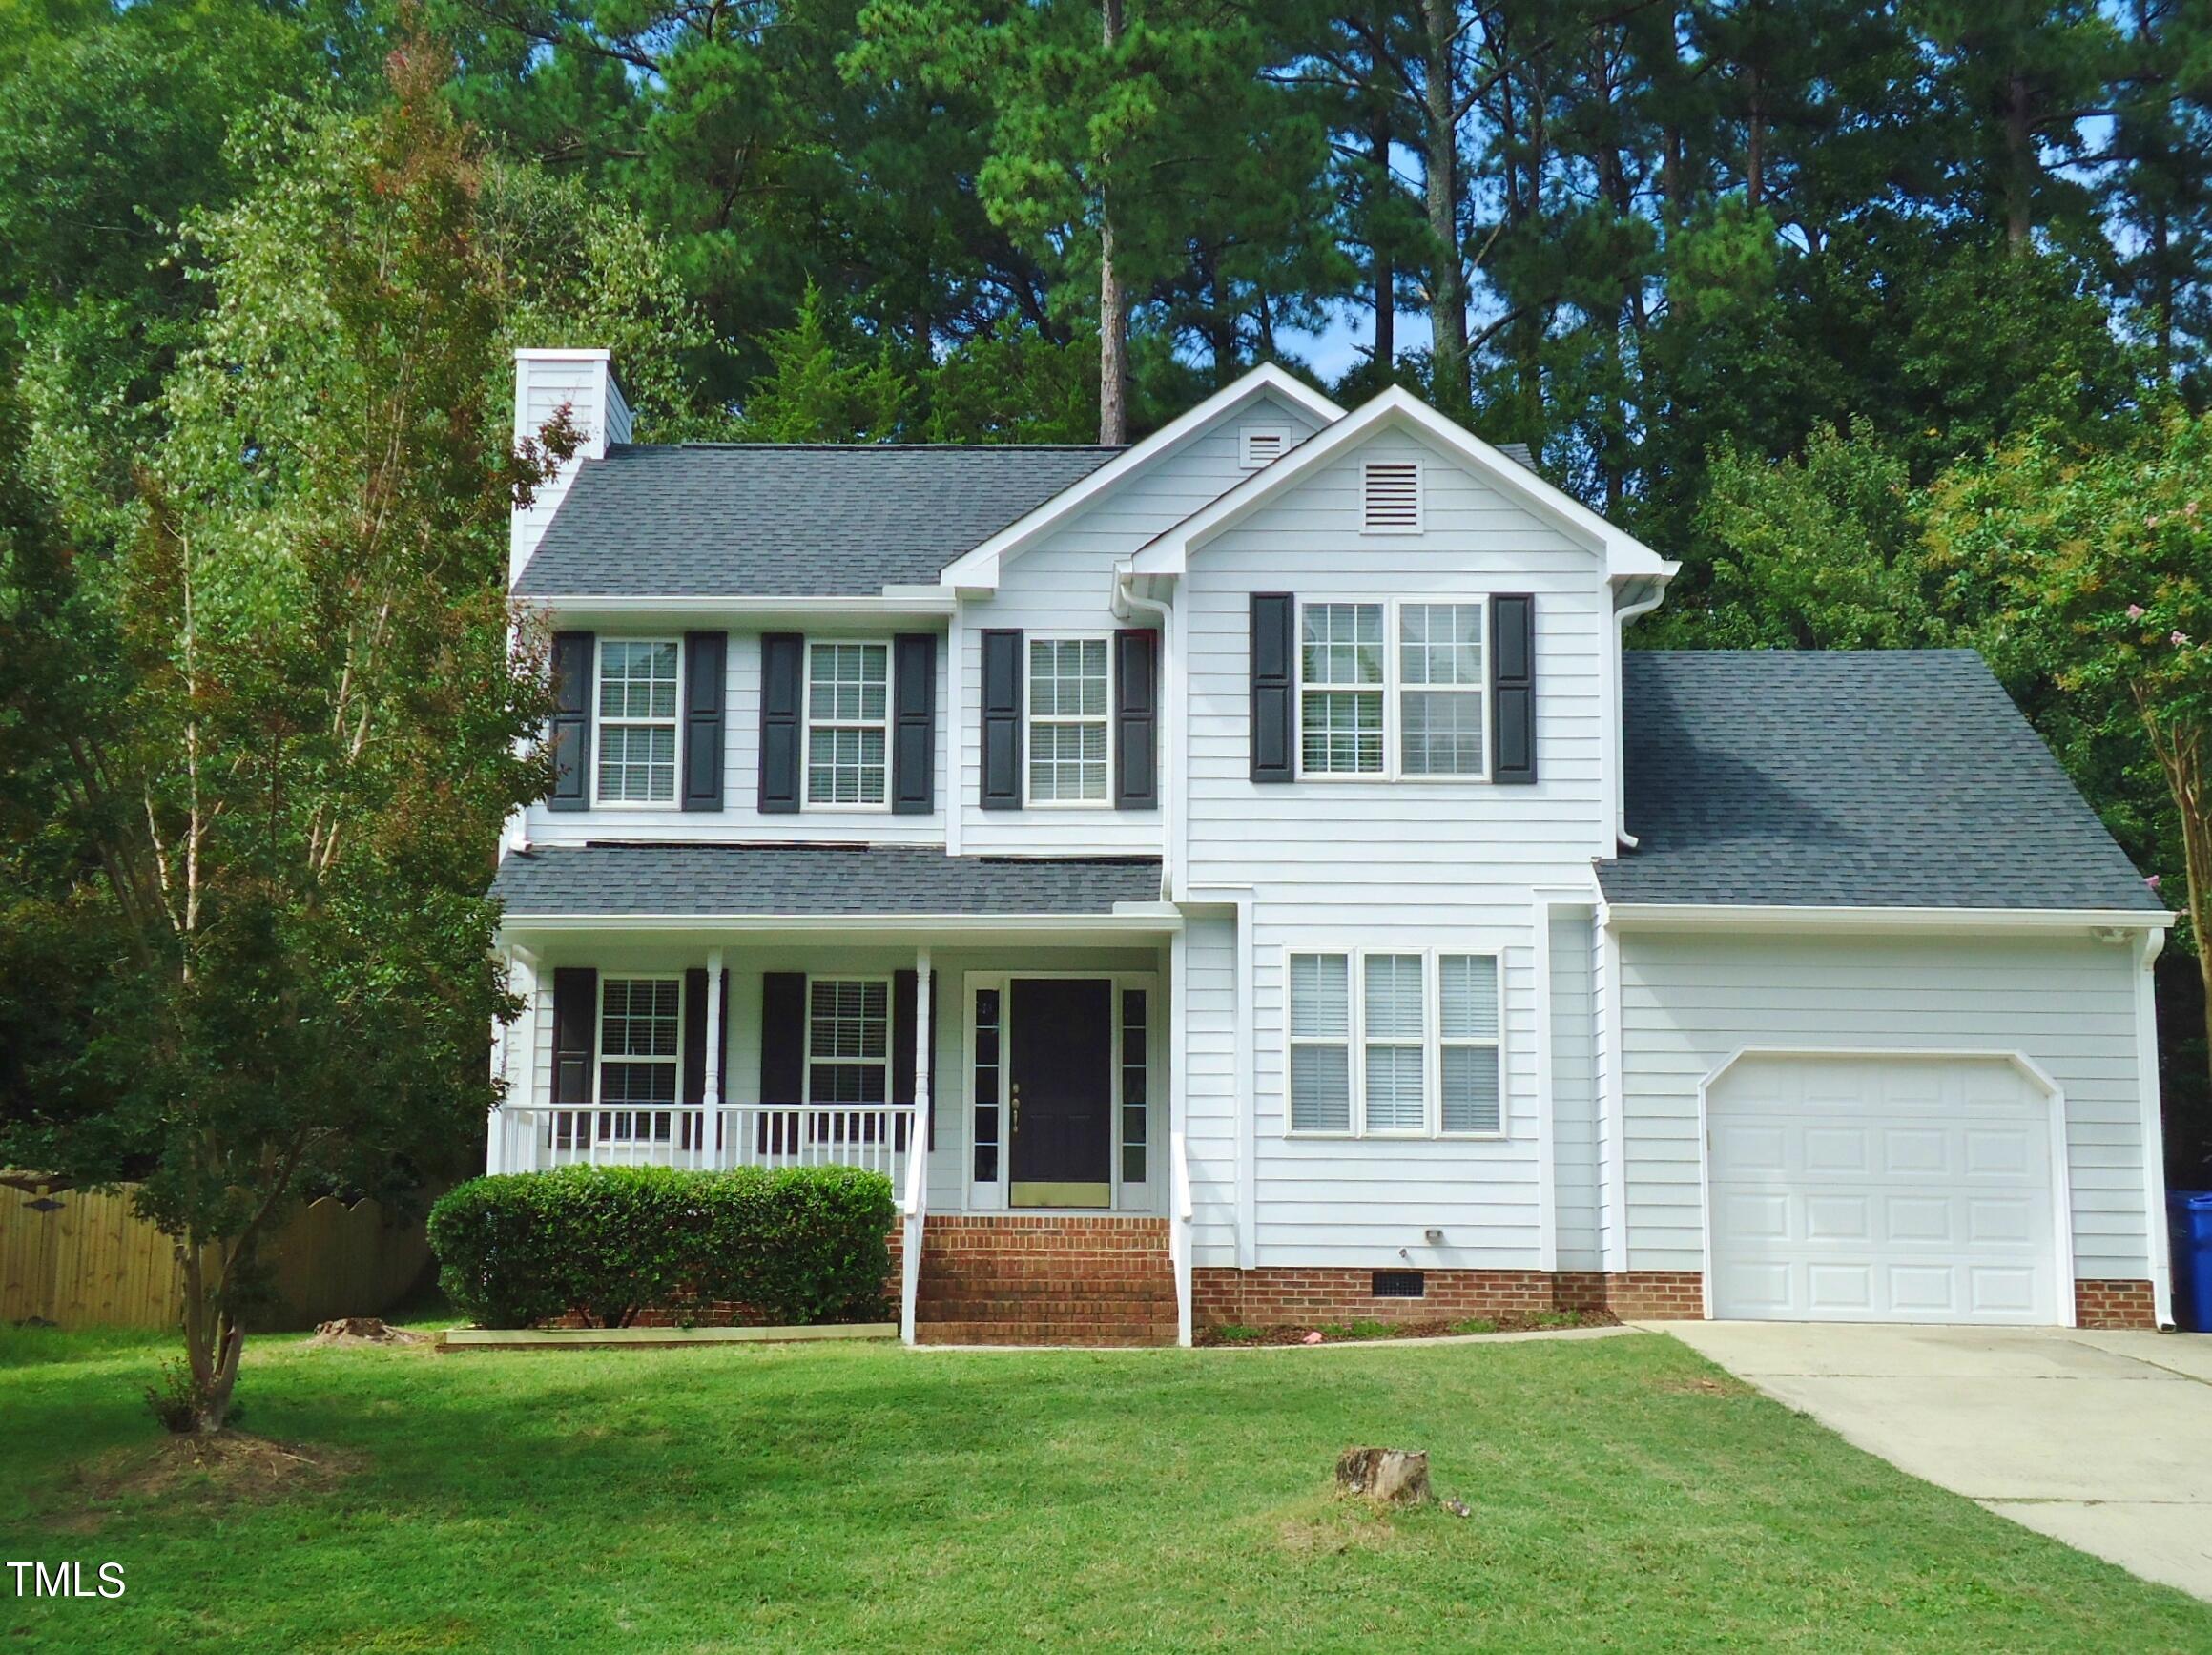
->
<box><xmin>2074</xmin><ymin>1278</ymin><xmax>2158</xmax><ymax>1330</ymax></box>
<box><xmin>1191</xmin><ymin>1266</ymin><xmax>1705</xmax><ymax>1328</ymax></box>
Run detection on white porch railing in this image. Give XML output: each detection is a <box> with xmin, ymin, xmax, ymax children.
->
<box><xmin>495</xmin><ymin>1104</ymin><xmax>920</xmax><ymax>1182</ymax></box>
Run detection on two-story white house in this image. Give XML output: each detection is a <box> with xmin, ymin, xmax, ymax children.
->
<box><xmin>486</xmin><ymin>347</ymin><xmax>2175</xmax><ymax>1346</ymax></box>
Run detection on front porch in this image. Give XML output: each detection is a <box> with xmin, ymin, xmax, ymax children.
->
<box><xmin>486</xmin><ymin>844</ymin><xmax>1192</xmax><ymax>1344</ymax></box>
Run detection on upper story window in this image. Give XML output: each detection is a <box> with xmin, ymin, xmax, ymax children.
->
<box><xmin>807</xmin><ymin>642</ymin><xmax>891</xmax><ymax>808</ymax></box>
<box><xmin>1287</xmin><ymin>949</ymin><xmax>1502</xmax><ymax>1138</ymax></box>
<box><xmin>597</xmin><ymin>639</ymin><xmax>680</xmax><ymax>805</ymax></box>
<box><xmin>1297</xmin><ymin>600</ymin><xmax>1487</xmax><ymax>781</ymax></box>
<box><xmin>1299</xmin><ymin>603</ymin><xmax>1384</xmax><ymax>776</ymax></box>
<box><xmin>1027</xmin><ymin>636</ymin><xmax>1111</xmax><ymax>805</ymax></box>
<box><xmin>808</xmin><ymin>978</ymin><xmax>889</xmax><ymax>1104</ymax></box>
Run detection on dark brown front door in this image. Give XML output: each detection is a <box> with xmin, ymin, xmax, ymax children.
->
<box><xmin>1008</xmin><ymin>978</ymin><xmax>1113</xmax><ymax>1208</ymax></box>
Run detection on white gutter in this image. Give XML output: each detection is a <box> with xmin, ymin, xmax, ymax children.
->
<box><xmin>1610</xmin><ymin>573</ymin><xmax>1670</xmax><ymax>851</ymax></box>
<box><xmin>1603</xmin><ymin>902</ymin><xmax>2173</xmax><ymax>935</ymax></box>
<box><xmin>1114</xmin><ymin>569</ymin><xmax>1178</xmax><ymax>902</ymax></box>
<box><xmin>518</xmin><ymin>591</ymin><xmax>959</xmax><ymax>620</ymax></box>
<box><xmin>495</xmin><ymin>911</ymin><xmax>1183</xmax><ymax>936</ymax></box>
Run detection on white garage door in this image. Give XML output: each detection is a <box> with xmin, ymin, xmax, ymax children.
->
<box><xmin>1706</xmin><ymin>1055</ymin><xmax>2061</xmax><ymax>1325</ymax></box>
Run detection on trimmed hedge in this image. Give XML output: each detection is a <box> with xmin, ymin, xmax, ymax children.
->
<box><xmin>427</xmin><ymin>1164</ymin><xmax>897</xmax><ymax>1330</ymax></box>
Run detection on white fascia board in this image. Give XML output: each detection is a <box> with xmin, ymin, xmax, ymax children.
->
<box><xmin>1129</xmin><ymin>386</ymin><xmax>1674</xmax><ymax>581</ymax></box>
<box><xmin>513</xmin><ymin>347</ymin><xmax>613</xmax><ymax>362</ymax></box>
<box><xmin>1602</xmin><ymin>901</ymin><xmax>2173</xmax><ymax>935</ymax></box>
<box><xmin>937</xmin><ymin>363</ymin><xmax>1344</xmax><ymax>591</ymax></box>
<box><xmin>516</xmin><ymin>591</ymin><xmax>958</xmax><ymax>624</ymax></box>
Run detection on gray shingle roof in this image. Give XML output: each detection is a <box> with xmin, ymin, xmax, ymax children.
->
<box><xmin>1602</xmin><ymin>650</ymin><xmax>2165</xmax><ymax>912</ymax></box>
<box><xmin>492</xmin><ymin>843</ymin><xmax>1163</xmax><ymax>917</ymax></box>
<box><xmin>513</xmin><ymin>444</ymin><xmax>1123</xmax><ymax>598</ymax></box>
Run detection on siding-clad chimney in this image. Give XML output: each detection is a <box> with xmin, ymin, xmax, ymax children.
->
<box><xmin>510</xmin><ymin>348</ymin><xmax>631</xmax><ymax>588</ymax></box>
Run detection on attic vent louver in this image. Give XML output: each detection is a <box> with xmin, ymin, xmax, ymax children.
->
<box><xmin>1239</xmin><ymin>426</ymin><xmax>1291</xmax><ymax>468</ymax></box>
<box><xmin>1362</xmin><ymin>461</ymin><xmax>1422</xmax><ymax>531</ymax></box>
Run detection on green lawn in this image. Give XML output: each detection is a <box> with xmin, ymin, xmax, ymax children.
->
<box><xmin>3</xmin><ymin>1323</ymin><xmax>2208</xmax><ymax>1652</ymax></box>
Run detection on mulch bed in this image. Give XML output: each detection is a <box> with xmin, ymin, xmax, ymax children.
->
<box><xmin>1196</xmin><ymin>1309</ymin><xmax>1619</xmax><ymax>1347</ymax></box>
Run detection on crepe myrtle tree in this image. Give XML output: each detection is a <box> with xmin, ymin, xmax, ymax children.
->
<box><xmin>1</xmin><ymin>31</ymin><xmax>578</xmax><ymax>1432</ymax></box>
<box><xmin>1933</xmin><ymin>409</ymin><xmax>2212</xmax><ymax>1080</ymax></box>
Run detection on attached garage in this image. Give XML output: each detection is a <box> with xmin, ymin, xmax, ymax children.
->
<box><xmin>1705</xmin><ymin>1052</ymin><xmax>2066</xmax><ymax>1326</ymax></box>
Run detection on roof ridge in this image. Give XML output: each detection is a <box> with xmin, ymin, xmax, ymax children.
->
<box><xmin>605</xmin><ymin>442</ymin><xmax>1128</xmax><ymax>454</ymax></box>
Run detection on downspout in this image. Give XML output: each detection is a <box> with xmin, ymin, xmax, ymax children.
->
<box><xmin>1610</xmin><ymin>575</ymin><xmax>1668</xmax><ymax>851</ymax></box>
<box><xmin>2136</xmin><ymin>926</ymin><xmax>2176</xmax><ymax>1330</ymax></box>
<box><xmin>1115</xmin><ymin>569</ymin><xmax>1177</xmax><ymax>902</ymax></box>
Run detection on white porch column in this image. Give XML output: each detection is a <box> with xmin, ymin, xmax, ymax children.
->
<box><xmin>901</xmin><ymin>946</ymin><xmax>933</xmax><ymax>1346</ymax></box>
<box><xmin>492</xmin><ymin>948</ymin><xmax>541</xmax><ymax>1175</ymax></box>
<box><xmin>704</xmin><ymin>947</ymin><xmax>725</xmax><ymax>1107</ymax></box>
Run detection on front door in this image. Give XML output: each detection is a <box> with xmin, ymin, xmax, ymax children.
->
<box><xmin>1008</xmin><ymin>978</ymin><xmax>1113</xmax><ymax>1208</ymax></box>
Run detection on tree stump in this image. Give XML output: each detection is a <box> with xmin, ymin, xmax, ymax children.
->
<box><xmin>1334</xmin><ymin>1446</ymin><xmax>1430</xmax><ymax>1503</ymax></box>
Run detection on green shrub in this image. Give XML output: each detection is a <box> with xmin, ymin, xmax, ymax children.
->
<box><xmin>428</xmin><ymin>1164</ymin><xmax>896</xmax><ymax>1329</ymax></box>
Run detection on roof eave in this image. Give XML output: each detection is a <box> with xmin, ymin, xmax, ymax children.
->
<box><xmin>1600</xmin><ymin>900</ymin><xmax>2171</xmax><ymax>934</ymax></box>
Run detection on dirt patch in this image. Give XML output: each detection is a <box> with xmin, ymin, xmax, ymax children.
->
<box><xmin>311</xmin><ymin>1317</ymin><xmax>426</xmax><ymax>1346</ymax></box>
<box><xmin>1199</xmin><ymin>1309</ymin><xmax>1619</xmax><ymax>1348</ymax></box>
<box><xmin>53</xmin><ymin>1433</ymin><xmax>364</xmax><ymax>1532</ymax></box>
<box><xmin>1655</xmin><ymin>1375</ymin><xmax>1749</xmax><ymax>1398</ymax></box>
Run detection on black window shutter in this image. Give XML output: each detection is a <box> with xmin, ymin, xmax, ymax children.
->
<box><xmin>760</xmin><ymin>973</ymin><xmax>806</xmax><ymax>1103</ymax></box>
<box><xmin>1114</xmin><ymin>628</ymin><xmax>1159</xmax><ymax>810</ymax></box>
<box><xmin>1250</xmin><ymin>593</ymin><xmax>1295</xmax><ymax>782</ymax></box>
<box><xmin>1492</xmin><ymin>593</ymin><xmax>1537</xmax><ymax>783</ymax></box>
<box><xmin>892</xmin><ymin>633</ymin><xmax>937</xmax><ymax>814</ymax></box>
<box><xmin>681</xmin><ymin>632</ymin><xmax>726</xmax><ymax>812</ymax></box>
<box><xmin>758</xmin><ymin>633</ymin><xmax>804</xmax><ymax>814</ymax></box>
<box><xmin>549</xmin><ymin>631</ymin><xmax>593</xmax><ymax>810</ymax></box>
<box><xmin>552</xmin><ymin>967</ymin><xmax>597</xmax><ymax>1104</ymax></box>
<box><xmin>681</xmin><ymin>967</ymin><xmax>709</xmax><ymax>1105</ymax></box>
<box><xmin>981</xmin><ymin>629</ymin><xmax>1023</xmax><ymax>809</ymax></box>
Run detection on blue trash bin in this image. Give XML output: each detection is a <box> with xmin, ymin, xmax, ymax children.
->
<box><xmin>2168</xmin><ymin>1191</ymin><xmax>2212</xmax><ymax>1333</ymax></box>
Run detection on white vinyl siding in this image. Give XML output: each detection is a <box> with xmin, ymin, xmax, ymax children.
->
<box><xmin>1027</xmin><ymin>637</ymin><xmax>1112</xmax><ymax>804</ymax></box>
<box><xmin>806</xmin><ymin>642</ymin><xmax>891</xmax><ymax>808</ymax></box>
<box><xmin>1617</xmin><ymin>930</ymin><xmax>2151</xmax><ymax>1283</ymax></box>
<box><xmin>596</xmin><ymin>640</ymin><xmax>680</xmax><ymax>804</ymax></box>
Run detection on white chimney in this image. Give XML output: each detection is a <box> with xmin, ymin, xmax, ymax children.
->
<box><xmin>510</xmin><ymin>348</ymin><xmax>632</xmax><ymax>587</ymax></box>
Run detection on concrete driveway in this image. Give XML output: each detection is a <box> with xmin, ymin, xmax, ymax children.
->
<box><xmin>1661</xmin><ymin>1321</ymin><xmax>2212</xmax><ymax>1601</ymax></box>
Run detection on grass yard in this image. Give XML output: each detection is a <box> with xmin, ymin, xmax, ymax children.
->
<box><xmin>3</xmin><ymin>1323</ymin><xmax>2209</xmax><ymax>1652</ymax></box>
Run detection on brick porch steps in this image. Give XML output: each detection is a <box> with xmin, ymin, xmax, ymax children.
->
<box><xmin>915</xmin><ymin>1214</ymin><xmax>1177</xmax><ymax>1348</ymax></box>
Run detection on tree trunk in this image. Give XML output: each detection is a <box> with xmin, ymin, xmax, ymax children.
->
<box><xmin>1098</xmin><ymin>0</ymin><xmax>1128</xmax><ymax>445</ymax></box>
<box><xmin>2005</xmin><ymin>67</ymin><xmax>2034</xmax><ymax>251</ymax></box>
<box><xmin>1746</xmin><ymin>61</ymin><xmax>1766</xmax><ymax>208</ymax></box>
<box><xmin>1419</xmin><ymin>0</ymin><xmax>1468</xmax><ymax>413</ymax></box>
<box><xmin>1371</xmin><ymin>106</ymin><xmax>1395</xmax><ymax>373</ymax></box>
<box><xmin>177</xmin><ymin>1237</ymin><xmax>248</xmax><ymax>1432</ymax></box>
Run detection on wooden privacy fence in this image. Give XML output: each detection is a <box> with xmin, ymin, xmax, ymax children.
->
<box><xmin>0</xmin><ymin>1176</ymin><xmax>434</xmax><ymax>1331</ymax></box>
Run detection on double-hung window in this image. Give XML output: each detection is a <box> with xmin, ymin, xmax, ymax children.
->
<box><xmin>597</xmin><ymin>640</ymin><xmax>680</xmax><ymax>804</ymax></box>
<box><xmin>806</xmin><ymin>978</ymin><xmax>890</xmax><ymax>1106</ymax></box>
<box><xmin>598</xmin><ymin>977</ymin><xmax>680</xmax><ymax>1140</ymax></box>
<box><xmin>1286</xmin><ymin>949</ymin><xmax>1503</xmax><ymax>1136</ymax></box>
<box><xmin>1299</xmin><ymin>603</ymin><xmax>1385</xmax><ymax>775</ymax></box>
<box><xmin>1027</xmin><ymin>636</ymin><xmax>1111</xmax><ymax>804</ymax></box>
<box><xmin>806</xmin><ymin>642</ymin><xmax>891</xmax><ymax>808</ymax></box>
<box><xmin>1296</xmin><ymin>600</ymin><xmax>1489</xmax><ymax>780</ymax></box>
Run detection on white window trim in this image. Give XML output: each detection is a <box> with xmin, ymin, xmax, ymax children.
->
<box><xmin>1282</xmin><ymin>945</ymin><xmax>1508</xmax><ymax>1141</ymax></box>
<box><xmin>803</xmin><ymin>974</ymin><xmax>894</xmax><ymax>1105</ymax></box>
<box><xmin>593</xmin><ymin>636</ymin><xmax>682</xmax><ymax>809</ymax></box>
<box><xmin>1360</xmin><ymin>459</ymin><xmax>1425</xmax><ymax>534</ymax></box>
<box><xmin>595</xmin><ymin>973</ymin><xmax>684</xmax><ymax>1140</ymax></box>
<box><xmin>1294</xmin><ymin>597</ymin><xmax>1491</xmax><ymax>783</ymax></box>
<box><xmin>1023</xmin><ymin>632</ymin><xmax>1116</xmax><ymax>809</ymax></box>
<box><xmin>802</xmin><ymin>638</ymin><xmax>894</xmax><ymax>814</ymax></box>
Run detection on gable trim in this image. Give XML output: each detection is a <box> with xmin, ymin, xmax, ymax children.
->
<box><xmin>938</xmin><ymin>364</ymin><xmax>1343</xmax><ymax>591</ymax></box>
<box><xmin>1127</xmin><ymin>386</ymin><xmax>1675</xmax><ymax>581</ymax></box>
